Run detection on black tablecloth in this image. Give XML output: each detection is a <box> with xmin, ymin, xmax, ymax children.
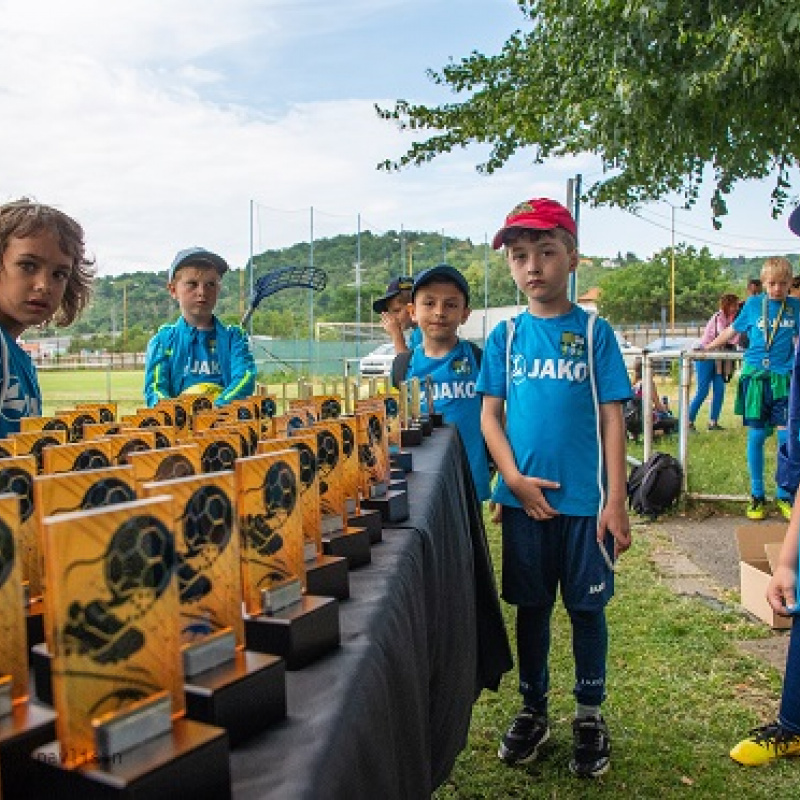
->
<box><xmin>230</xmin><ymin>425</ymin><xmax>512</xmax><ymax>799</ymax></box>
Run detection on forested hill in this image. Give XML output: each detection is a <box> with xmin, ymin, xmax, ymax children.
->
<box><xmin>31</xmin><ymin>230</ymin><xmax>798</xmax><ymax>348</ymax></box>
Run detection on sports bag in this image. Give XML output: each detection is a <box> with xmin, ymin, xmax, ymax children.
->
<box><xmin>627</xmin><ymin>452</ymin><xmax>683</xmax><ymax>518</ymax></box>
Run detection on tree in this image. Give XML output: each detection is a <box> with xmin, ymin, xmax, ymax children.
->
<box><xmin>377</xmin><ymin>1</ymin><xmax>800</xmax><ymax>223</ymax></box>
<box><xmin>598</xmin><ymin>245</ymin><xmax>731</xmax><ymax>323</ymax></box>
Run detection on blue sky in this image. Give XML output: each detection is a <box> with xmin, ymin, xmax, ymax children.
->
<box><xmin>1</xmin><ymin>0</ymin><xmax>798</xmax><ymax>277</ymax></box>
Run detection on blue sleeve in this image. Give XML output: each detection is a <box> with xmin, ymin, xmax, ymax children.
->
<box><xmin>143</xmin><ymin>328</ymin><xmax>174</xmax><ymax>407</ymax></box>
<box><xmin>476</xmin><ymin>321</ymin><xmax>508</xmax><ymax>399</ymax></box>
<box><xmin>216</xmin><ymin>326</ymin><xmax>256</xmax><ymax>406</ymax></box>
<box><xmin>594</xmin><ymin>318</ymin><xmax>633</xmax><ymax>404</ymax></box>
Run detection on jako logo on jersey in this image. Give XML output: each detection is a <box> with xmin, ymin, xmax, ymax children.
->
<box><xmin>185</xmin><ymin>359</ymin><xmax>221</xmax><ymax>376</ymax></box>
<box><xmin>510</xmin><ymin>355</ymin><xmax>588</xmax><ymax>385</ymax></box>
<box><xmin>424</xmin><ymin>381</ymin><xmax>478</xmax><ymax>401</ymax></box>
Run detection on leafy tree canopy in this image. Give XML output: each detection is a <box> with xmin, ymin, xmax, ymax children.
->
<box><xmin>377</xmin><ymin>1</ymin><xmax>800</xmax><ymax>225</ymax></box>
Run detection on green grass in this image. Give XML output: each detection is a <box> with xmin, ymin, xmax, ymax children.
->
<box><xmin>435</xmin><ymin>521</ymin><xmax>798</xmax><ymax>799</ymax></box>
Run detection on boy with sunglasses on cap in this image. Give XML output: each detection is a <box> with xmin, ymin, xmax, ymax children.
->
<box><xmin>144</xmin><ymin>247</ymin><xmax>256</xmax><ymax>406</ymax></box>
<box><xmin>477</xmin><ymin>198</ymin><xmax>631</xmax><ymax>778</ymax></box>
<box><xmin>373</xmin><ymin>275</ymin><xmax>422</xmax><ymax>354</ymax></box>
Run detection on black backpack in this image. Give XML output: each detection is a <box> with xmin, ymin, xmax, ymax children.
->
<box><xmin>624</xmin><ymin>396</ymin><xmax>643</xmax><ymax>440</ymax></box>
<box><xmin>627</xmin><ymin>452</ymin><xmax>683</xmax><ymax>519</ymax></box>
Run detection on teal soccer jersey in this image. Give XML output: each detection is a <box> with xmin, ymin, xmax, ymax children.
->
<box><xmin>477</xmin><ymin>307</ymin><xmax>631</xmax><ymax>516</ymax></box>
<box><xmin>0</xmin><ymin>328</ymin><xmax>41</xmax><ymax>437</ymax></box>
<box><xmin>734</xmin><ymin>295</ymin><xmax>800</xmax><ymax>374</ymax></box>
<box><xmin>404</xmin><ymin>339</ymin><xmax>491</xmax><ymax>500</ymax></box>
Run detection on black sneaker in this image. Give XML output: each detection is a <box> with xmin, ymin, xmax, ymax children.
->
<box><xmin>498</xmin><ymin>707</ymin><xmax>550</xmax><ymax>764</ymax></box>
<box><xmin>569</xmin><ymin>716</ymin><xmax>611</xmax><ymax>778</ymax></box>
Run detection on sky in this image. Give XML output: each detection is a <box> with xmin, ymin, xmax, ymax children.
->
<box><xmin>2</xmin><ymin>0</ymin><xmax>799</xmax><ymax>278</ymax></box>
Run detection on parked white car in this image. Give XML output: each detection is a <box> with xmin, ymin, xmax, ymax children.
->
<box><xmin>359</xmin><ymin>343</ymin><xmax>396</xmax><ymax>377</ymax></box>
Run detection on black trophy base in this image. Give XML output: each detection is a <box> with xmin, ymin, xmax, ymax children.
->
<box><xmin>400</xmin><ymin>426</ymin><xmax>423</xmax><ymax>447</ymax></box>
<box><xmin>390</xmin><ymin>476</ymin><xmax>408</xmax><ymax>493</ymax></box>
<box><xmin>26</xmin><ymin>599</ymin><xmax>45</xmax><ymax>657</ymax></box>
<box><xmin>390</xmin><ymin>449</ymin><xmax>413</xmax><ymax>473</ymax></box>
<box><xmin>347</xmin><ymin>508</ymin><xmax>383</xmax><ymax>545</ymax></box>
<box><xmin>361</xmin><ymin>488</ymin><xmax>409</xmax><ymax>523</ymax></box>
<box><xmin>30</xmin><ymin>718</ymin><xmax>230</xmax><ymax>800</ymax></box>
<box><xmin>184</xmin><ymin>650</ymin><xmax>286</xmax><ymax>747</ymax></box>
<box><xmin>429</xmin><ymin>412</ymin><xmax>444</xmax><ymax>427</ymax></box>
<box><xmin>420</xmin><ymin>417</ymin><xmax>433</xmax><ymax>436</ymax></box>
<box><xmin>322</xmin><ymin>525</ymin><xmax>371</xmax><ymax>568</ymax></box>
<box><xmin>305</xmin><ymin>554</ymin><xmax>350</xmax><ymax>600</ymax></box>
<box><xmin>30</xmin><ymin>642</ymin><xmax>53</xmax><ymax>706</ymax></box>
<box><xmin>244</xmin><ymin>594</ymin><xmax>340</xmax><ymax>670</ymax></box>
<box><xmin>0</xmin><ymin>701</ymin><xmax>57</xmax><ymax>800</ymax></box>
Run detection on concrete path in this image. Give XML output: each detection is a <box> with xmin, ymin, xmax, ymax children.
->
<box><xmin>643</xmin><ymin>512</ymin><xmax>790</xmax><ymax>676</ymax></box>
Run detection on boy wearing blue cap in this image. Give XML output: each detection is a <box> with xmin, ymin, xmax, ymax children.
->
<box><xmin>144</xmin><ymin>247</ymin><xmax>256</xmax><ymax>407</ymax></box>
<box><xmin>391</xmin><ymin>263</ymin><xmax>490</xmax><ymax>500</ymax></box>
<box><xmin>373</xmin><ymin>275</ymin><xmax>422</xmax><ymax>354</ymax></box>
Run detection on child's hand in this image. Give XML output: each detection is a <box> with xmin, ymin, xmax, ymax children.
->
<box><xmin>598</xmin><ymin>500</ymin><xmax>632</xmax><ymax>558</ymax></box>
<box><xmin>380</xmin><ymin>312</ymin><xmax>402</xmax><ymax>337</ymax></box>
<box><xmin>510</xmin><ymin>475</ymin><xmax>560</xmax><ymax>520</ymax></box>
<box><xmin>766</xmin><ymin>565</ymin><xmax>797</xmax><ymax>616</ymax></box>
<box><xmin>488</xmin><ymin>501</ymin><xmax>502</xmax><ymax>524</ymax></box>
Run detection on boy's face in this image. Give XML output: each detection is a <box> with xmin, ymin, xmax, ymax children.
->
<box><xmin>0</xmin><ymin>231</ymin><xmax>72</xmax><ymax>338</ymax></box>
<box><xmin>169</xmin><ymin>265</ymin><xmax>221</xmax><ymax>328</ymax></box>
<box><xmin>762</xmin><ymin>272</ymin><xmax>790</xmax><ymax>301</ymax></box>
<box><xmin>410</xmin><ymin>281</ymin><xmax>469</xmax><ymax>349</ymax></box>
<box><xmin>385</xmin><ymin>292</ymin><xmax>413</xmax><ymax>330</ymax></box>
<box><xmin>505</xmin><ymin>232</ymin><xmax>577</xmax><ymax>314</ymax></box>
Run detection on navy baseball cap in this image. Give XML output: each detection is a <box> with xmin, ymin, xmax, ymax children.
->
<box><xmin>789</xmin><ymin>205</ymin><xmax>800</xmax><ymax>238</ymax></box>
<box><xmin>372</xmin><ymin>275</ymin><xmax>413</xmax><ymax>313</ymax></box>
<box><xmin>168</xmin><ymin>247</ymin><xmax>229</xmax><ymax>282</ymax></box>
<box><xmin>411</xmin><ymin>264</ymin><xmax>470</xmax><ymax>304</ymax></box>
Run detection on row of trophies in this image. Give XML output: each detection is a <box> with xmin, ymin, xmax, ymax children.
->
<box><xmin>0</xmin><ymin>377</ymin><xmax>438</xmax><ymax>799</ymax></box>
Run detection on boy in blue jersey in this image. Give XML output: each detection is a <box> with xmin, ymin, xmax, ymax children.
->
<box><xmin>704</xmin><ymin>256</ymin><xmax>800</xmax><ymax>520</ymax></box>
<box><xmin>392</xmin><ymin>263</ymin><xmax>490</xmax><ymax>500</ymax></box>
<box><xmin>477</xmin><ymin>198</ymin><xmax>631</xmax><ymax>778</ymax></box>
<box><xmin>373</xmin><ymin>275</ymin><xmax>422</xmax><ymax>354</ymax></box>
<box><xmin>144</xmin><ymin>247</ymin><xmax>256</xmax><ymax>407</ymax></box>
<box><xmin>0</xmin><ymin>199</ymin><xmax>94</xmax><ymax>437</ymax></box>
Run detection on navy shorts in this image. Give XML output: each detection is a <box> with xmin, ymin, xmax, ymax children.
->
<box><xmin>739</xmin><ymin>373</ymin><xmax>789</xmax><ymax>428</ymax></box>
<box><xmin>501</xmin><ymin>507</ymin><xmax>615</xmax><ymax>611</ymax></box>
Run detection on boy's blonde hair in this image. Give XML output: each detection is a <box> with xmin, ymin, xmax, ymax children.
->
<box><xmin>503</xmin><ymin>226</ymin><xmax>577</xmax><ymax>253</ymax></box>
<box><xmin>761</xmin><ymin>256</ymin><xmax>792</xmax><ymax>284</ymax></box>
<box><xmin>0</xmin><ymin>198</ymin><xmax>95</xmax><ymax>326</ymax></box>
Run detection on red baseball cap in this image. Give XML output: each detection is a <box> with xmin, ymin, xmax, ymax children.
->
<box><xmin>789</xmin><ymin>205</ymin><xmax>800</xmax><ymax>238</ymax></box>
<box><xmin>491</xmin><ymin>197</ymin><xmax>577</xmax><ymax>250</ymax></box>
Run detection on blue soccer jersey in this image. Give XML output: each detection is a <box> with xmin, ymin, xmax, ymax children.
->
<box><xmin>733</xmin><ymin>295</ymin><xmax>800</xmax><ymax>374</ymax></box>
<box><xmin>477</xmin><ymin>307</ymin><xmax>631</xmax><ymax>516</ymax></box>
<box><xmin>0</xmin><ymin>327</ymin><xmax>42</xmax><ymax>437</ymax></box>
<box><xmin>403</xmin><ymin>338</ymin><xmax>491</xmax><ymax>500</ymax></box>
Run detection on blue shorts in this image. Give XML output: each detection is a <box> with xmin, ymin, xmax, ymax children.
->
<box><xmin>501</xmin><ymin>507</ymin><xmax>615</xmax><ymax>611</ymax></box>
<box><xmin>739</xmin><ymin>373</ymin><xmax>788</xmax><ymax>429</ymax></box>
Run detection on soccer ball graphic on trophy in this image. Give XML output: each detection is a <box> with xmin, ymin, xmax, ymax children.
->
<box><xmin>319</xmin><ymin>398</ymin><xmax>341</xmax><ymax>419</ymax></box>
<box><xmin>201</xmin><ymin>441</ymin><xmax>237</xmax><ymax>473</ymax></box>
<box><xmin>79</xmin><ymin>478</ymin><xmax>137</xmax><ymax>510</ymax></box>
<box><xmin>177</xmin><ymin>485</ymin><xmax>234</xmax><ymax>605</ymax></box>
<box><xmin>62</xmin><ymin>516</ymin><xmax>176</xmax><ymax>665</ymax></box>
<box><xmin>316</xmin><ymin>430</ymin><xmax>339</xmax><ymax>495</ymax></box>
<box><xmin>0</xmin><ymin>466</ymin><xmax>34</xmax><ymax>523</ymax></box>
<box><xmin>153</xmin><ymin>453</ymin><xmax>196</xmax><ymax>481</ymax></box>
<box><xmin>72</xmin><ymin>448</ymin><xmax>112</xmax><ymax>471</ymax></box>
<box><xmin>241</xmin><ymin>460</ymin><xmax>297</xmax><ymax>586</ymax></box>
<box><xmin>293</xmin><ymin>442</ymin><xmax>318</xmax><ymax>491</ymax></box>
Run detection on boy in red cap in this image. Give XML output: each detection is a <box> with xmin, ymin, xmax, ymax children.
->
<box><xmin>477</xmin><ymin>198</ymin><xmax>631</xmax><ymax>778</ymax></box>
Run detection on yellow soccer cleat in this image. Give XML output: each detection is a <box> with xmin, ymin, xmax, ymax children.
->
<box><xmin>730</xmin><ymin>722</ymin><xmax>800</xmax><ymax>766</ymax></box>
<box><xmin>776</xmin><ymin>499</ymin><xmax>793</xmax><ymax>521</ymax></box>
<box><xmin>745</xmin><ymin>496</ymin><xmax>766</xmax><ymax>520</ymax></box>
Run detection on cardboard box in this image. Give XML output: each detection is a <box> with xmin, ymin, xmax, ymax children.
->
<box><xmin>735</xmin><ymin>523</ymin><xmax>792</xmax><ymax>629</ymax></box>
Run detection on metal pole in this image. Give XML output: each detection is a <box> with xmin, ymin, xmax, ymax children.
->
<box><xmin>356</xmin><ymin>213</ymin><xmax>362</xmax><ymax>360</ymax></box>
<box><xmin>308</xmin><ymin>206</ymin><xmax>314</xmax><ymax>374</ymax></box>
<box><xmin>248</xmin><ymin>199</ymin><xmax>255</xmax><ymax>335</ymax></box>
<box><xmin>670</xmin><ymin>204</ymin><xmax>676</xmax><ymax>330</ymax></box>
<box><xmin>483</xmin><ymin>233</ymin><xmax>489</xmax><ymax>346</ymax></box>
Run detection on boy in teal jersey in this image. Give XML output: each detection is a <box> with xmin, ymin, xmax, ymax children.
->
<box><xmin>144</xmin><ymin>247</ymin><xmax>256</xmax><ymax>407</ymax></box>
<box><xmin>704</xmin><ymin>256</ymin><xmax>800</xmax><ymax>520</ymax></box>
<box><xmin>477</xmin><ymin>198</ymin><xmax>631</xmax><ymax>778</ymax></box>
<box><xmin>392</xmin><ymin>263</ymin><xmax>490</xmax><ymax>500</ymax></box>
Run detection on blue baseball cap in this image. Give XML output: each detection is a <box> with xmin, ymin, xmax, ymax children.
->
<box><xmin>372</xmin><ymin>275</ymin><xmax>414</xmax><ymax>313</ymax></box>
<box><xmin>790</xmin><ymin>205</ymin><xmax>800</xmax><ymax>238</ymax></box>
<box><xmin>168</xmin><ymin>247</ymin><xmax>229</xmax><ymax>282</ymax></box>
<box><xmin>411</xmin><ymin>264</ymin><xmax>470</xmax><ymax>304</ymax></box>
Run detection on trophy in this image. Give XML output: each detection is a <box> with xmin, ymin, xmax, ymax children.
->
<box><xmin>0</xmin><ymin>494</ymin><xmax>57</xmax><ymax>799</ymax></box>
<box><xmin>76</xmin><ymin>402</ymin><xmax>117</xmax><ymax>424</ymax></box>
<box><xmin>236</xmin><ymin>450</ymin><xmax>339</xmax><ymax>669</ymax></box>
<box><xmin>30</xmin><ymin>466</ymin><xmax>139</xmax><ymax>706</ymax></box>
<box><xmin>10</xmin><ymin>430</ymin><xmax>67</xmax><ymax>473</ymax></box>
<box><xmin>32</xmin><ymin>497</ymin><xmax>230</xmax><ymax>797</ymax></box>
<box><xmin>355</xmin><ymin>404</ymin><xmax>409</xmax><ymax>523</ymax></box>
<box><xmin>127</xmin><ymin>444</ymin><xmax>201</xmax><ymax>487</ymax></box>
<box><xmin>190</xmin><ymin>432</ymin><xmax>240</xmax><ymax>474</ymax></box>
<box><xmin>41</xmin><ymin>441</ymin><xmax>113</xmax><ymax>474</ymax></box>
<box><xmin>340</xmin><ymin>415</ymin><xmax>382</xmax><ymax>546</ymax></box>
<box><xmin>141</xmin><ymin>472</ymin><xmax>286</xmax><ymax>745</ymax></box>
<box><xmin>153</xmin><ymin>400</ymin><xmax>188</xmax><ymax>432</ymax></box>
<box><xmin>259</xmin><ymin>434</ymin><xmax>349</xmax><ymax>601</ymax></box>
<box><xmin>102</xmin><ymin>431</ymin><xmax>156</xmax><ymax>465</ymax></box>
<box><xmin>82</xmin><ymin>422</ymin><xmax>124</xmax><ymax>440</ymax></box>
<box><xmin>21</xmin><ymin>412</ymin><xmax>90</xmax><ymax>444</ymax></box>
